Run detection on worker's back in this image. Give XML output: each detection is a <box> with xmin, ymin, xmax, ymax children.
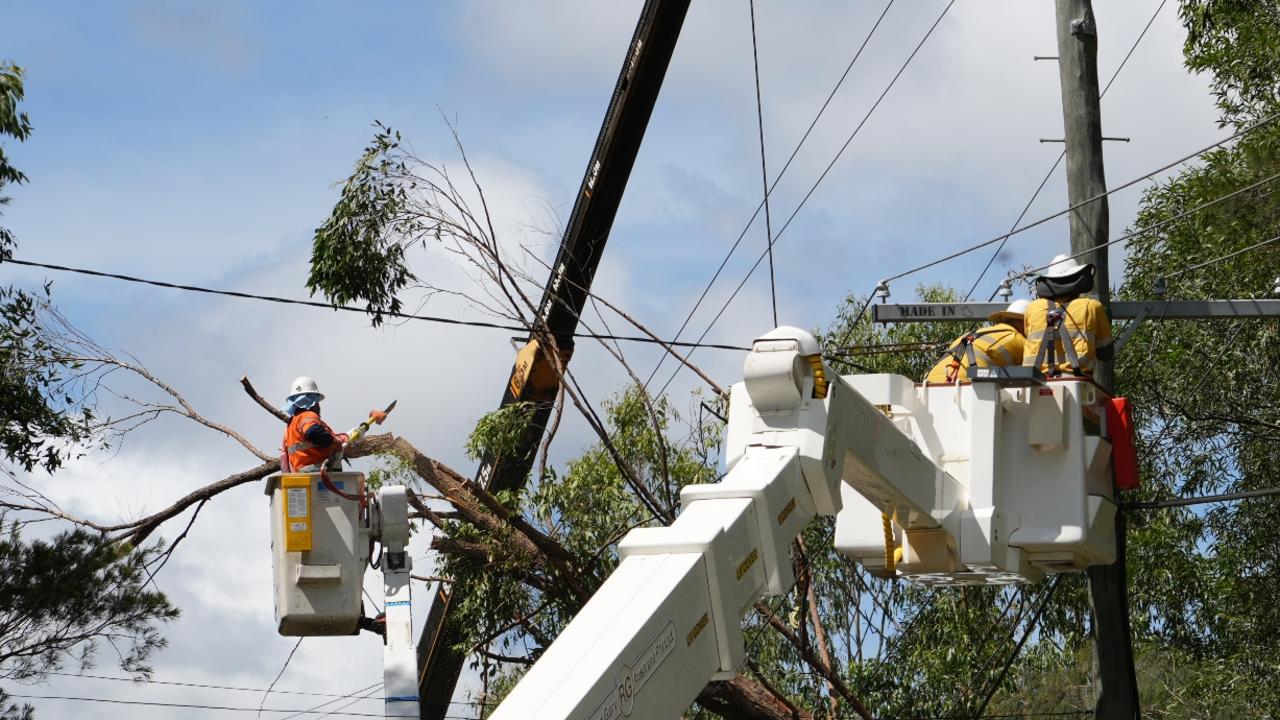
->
<box><xmin>924</xmin><ymin>322</ymin><xmax>1025</xmax><ymax>384</ymax></box>
<box><xmin>1022</xmin><ymin>296</ymin><xmax>1111</xmax><ymax>376</ymax></box>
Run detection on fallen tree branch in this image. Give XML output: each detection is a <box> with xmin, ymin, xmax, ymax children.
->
<box><xmin>116</xmin><ymin>433</ymin><xmax>396</xmax><ymax>547</ymax></box>
<box><xmin>698</xmin><ymin>676</ymin><xmax>812</xmax><ymax>720</ymax></box>
<box><xmin>393</xmin><ymin>437</ymin><xmax>589</xmax><ymax>603</ymax></box>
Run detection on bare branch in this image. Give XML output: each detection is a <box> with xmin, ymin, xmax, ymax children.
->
<box><xmin>241</xmin><ymin>376</ymin><xmax>289</xmax><ymax>423</ymax></box>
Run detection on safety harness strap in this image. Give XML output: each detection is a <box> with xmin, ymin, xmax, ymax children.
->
<box><xmin>1033</xmin><ymin>300</ymin><xmax>1083</xmax><ymax>376</ymax></box>
<box><xmin>946</xmin><ymin>328</ymin><xmax>1003</xmax><ymax>383</ymax></box>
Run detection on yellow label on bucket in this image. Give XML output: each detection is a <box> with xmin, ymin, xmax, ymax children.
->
<box><xmin>281</xmin><ymin>474</ymin><xmax>312</xmax><ymax>552</ymax></box>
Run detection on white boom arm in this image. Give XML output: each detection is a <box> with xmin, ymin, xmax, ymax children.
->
<box><xmin>377</xmin><ymin>486</ymin><xmax>418</xmax><ymax>717</ymax></box>
<box><xmin>490</xmin><ymin>327</ymin><xmax>953</xmax><ymax>720</ymax></box>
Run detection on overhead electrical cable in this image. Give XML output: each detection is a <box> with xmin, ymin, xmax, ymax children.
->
<box><xmin>1126</xmin><ymin>486</ymin><xmax>1280</xmax><ymax>510</ymax></box>
<box><xmin>2</xmin><ymin>694</ymin><xmax>394</xmax><ymax>717</ymax></box>
<box><xmin>969</xmin><ymin>576</ymin><xmax>1063</xmax><ymax>719</ymax></box>
<box><xmin>827</xmin><ymin>114</ymin><xmax>1280</xmax><ymax>353</ymax></box>
<box><xmin>1162</xmin><ymin>231</ymin><xmax>1280</xmax><ymax>280</ymax></box>
<box><xmin>0</xmin><ymin>258</ymin><xmax>751</xmax><ymax>351</ymax></box>
<box><xmin>1008</xmin><ymin>170</ymin><xmax>1280</xmax><ymax>280</ymax></box>
<box><xmin>258</xmin><ymin>638</ymin><xmax>303</xmax><ymax>719</ymax></box>
<box><xmin>280</xmin><ymin>682</ymin><xmax>386</xmax><ymax>720</ymax></box>
<box><xmin>878</xmin><ymin>111</ymin><xmax>1280</xmax><ymax>286</ymax></box>
<box><xmin>41</xmin><ymin>670</ymin><xmax>380</xmax><ymax>699</ymax></box>
<box><xmin>965</xmin><ymin>0</ymin><xmax>1171</xmax><ymax>300</ymax></box>
<box><xmin>656</xmin><ymin>0</ymin><xmax>955</xmax><ymax>397</ymax></box>
<box><xmin>823</xmin><ymin>168</ymin><xmax>1280</xmax><ymax>368</ymax></box>
<box><xmin>643</xmin><ymin>0</ymin><xmax>896</xmax><ymax>387</ymax></box>
<box><xmin>748</xmin><ymin>0</ymin><xmax>777</xmax><ymax>327</ymax></box>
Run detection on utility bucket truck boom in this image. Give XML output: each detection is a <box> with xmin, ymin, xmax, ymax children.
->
<box><xmin>489</xmin><ymin>326</ymin><xmax>1120</xmax><ymax>720</ymax></box>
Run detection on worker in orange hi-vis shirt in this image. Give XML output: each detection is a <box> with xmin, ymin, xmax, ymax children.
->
<box><xmin>280</xmin><ymin>376</ymin><xmax>387</xmax><ymax>472</ymax></box>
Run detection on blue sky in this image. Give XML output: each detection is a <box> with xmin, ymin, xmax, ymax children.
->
<box><xmin>1</xmin><ymin>1</ymin><xmax>1222</xmax><ymax>717</ymax></box>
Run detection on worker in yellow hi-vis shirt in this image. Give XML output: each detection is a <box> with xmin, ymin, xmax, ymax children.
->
<box><xmin>1022</xmin><ymin>254</ymin><xmax>1113</xmax><ymax>377</ymax></box>
<box><xmin>925</xmin><ymin>299</ymin><xmax>1029</xmax><ymax>384</ymax></box>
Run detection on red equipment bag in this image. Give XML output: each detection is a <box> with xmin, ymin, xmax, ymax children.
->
<box><xmin>1106</xmin><ymin>397</ymin><xmax>1140</xmax><ymax>490</ymax></box>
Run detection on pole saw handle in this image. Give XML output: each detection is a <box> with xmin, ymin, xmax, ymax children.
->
<box><xmin>346</xmin><ymin>400</ymin><xmax>397</xmax><ymax>445</ymax></box>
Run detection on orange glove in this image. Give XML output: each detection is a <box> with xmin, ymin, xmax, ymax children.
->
<box><xmin>369</xmin><ymin>410</ymin><xmax>388</xmax><ymax>425</ymax></box>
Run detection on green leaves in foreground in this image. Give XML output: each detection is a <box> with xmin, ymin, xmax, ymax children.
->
<box><xmin>0</xmin><ymin>520</ymin><xmax>179</xmax><ymax>683</ymax></box>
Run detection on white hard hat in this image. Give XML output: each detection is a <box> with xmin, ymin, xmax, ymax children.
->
<box><xmin>1040</xmin><ymin>253</ymin><xmax>1091</xmax><ymax>279</ymax></box>
<box><xmin>988</xmin><ymin>298</ymin><xmax>1030</xmax><ymax>323</ymax></box>
<box><xmin>288</xmin><ymin>376</ymin><xmax>325</xmax><ymax>401</ymax></box>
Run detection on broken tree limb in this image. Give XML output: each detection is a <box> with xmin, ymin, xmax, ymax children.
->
<box><xmin>698</xmin><ymin>676</ymin><xmax>812</xmax><ymax>720</ymax></box>
<box><xmin>241</xmin><ymin>375</ymin><xmax>290</xmax><ymax>423</ymax></box>
<box><xmin>392</xmin><ymin>437</ymin><xmax>590</xmax><ymax>603</ymax></box>
<box><xmin>117</xmin><ymin>433</ymin><xmax>397</xmax><ymax>547</ymax></box>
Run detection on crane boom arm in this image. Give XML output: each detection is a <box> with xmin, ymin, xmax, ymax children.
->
<box><xmin>491</xmin><ymin>328</ymin><xmax>955</xmax><ymax>719</ymax></box>
<box><xmin>417</xmin><ymin>3</ymin><xmax>692</xmax><ymax>714</ymax></box>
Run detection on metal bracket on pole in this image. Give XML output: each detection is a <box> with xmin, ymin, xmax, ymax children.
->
<box><xmin>1110</xmin><ymin>303</ymin><xmax>1152</xmax><ymax>355</ymax></box>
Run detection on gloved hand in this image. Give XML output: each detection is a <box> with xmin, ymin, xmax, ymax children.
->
<box><xmin>336</xmin><ymin>432</ymin><xmax>350</xmax><ymax>445</ymax></box>
<box><xmin>369</xmin><ymin>410</ymin><xmax>388</xmax><ymax>425</ymax></box>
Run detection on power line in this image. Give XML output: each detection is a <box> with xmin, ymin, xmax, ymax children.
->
<box><xmin>43</xmin><ymin>670</ymin><xmax>481</xmax><ymax>709</ymax></box>
<box><xmin>875</xmin><ymin>111</ymin><xmax>1280</xmax><ymax>290</ymax></box>
<box><xmin>1009</xmin><ymin>170</ymin><xmax>1280</xmax><ymax>282</ymax></box>
<box><xmin>971</xmin><ymin>576</ymin><xmax>1063</xmax><ymax>719</ymax></box>
<box><xmin>868</xmin><ymin>710</ymin><xmax>1091</xmax><ymax>720</ymax></box>
<box><xmin>748</xmin><ymin>0</ymin><xmax>777</xmax><ymax>328</ymax></box>
<box><xmin>860</xmin><ymin>707</ymin><xmax>1090</xmax><ymax>717</ymax></box>
<box><xmin>644</xmin><ymin>0</ymin><xmax>896</xmax><ymax>388</ymax></box>
<box><xmin>0</xmin><ymin>257</ymin><xmax>752</xmax><ymax>352</ymax></box>
<box><xmin>279</xmin><ymin>682</ymin><xmax>384</xmax><ymax>720</ymax></box>
<box><xmin>2</xmin><ymin>694</ymin><xmax>398</xmax><ymax>717</ymax></box>
<box><xmin>41</xmin><ymin>670</ymin><xmax>379</xmax><ymax>699</ymax></box>
<box><xmin>965</xmin><ymin>0</ymin><xmax>1171</xmax><ymax>300</ymax></box>
<box><xmin>799</xmin><ymin>144</ymin><xmax>1278</xmax><ymax>371</ymax></box>
<box><xmin>1125</xmin><ymin>485</ymin><xmax>1280</xmax><ymax>510</ymax></box>
<box><xmin>656</xmin><ymin>0</ymin><xmax>955</xmax><ymax>397</ymax></box>
<box><xmin>258</xmin><ymin>638</ymin><xmax>303</xmax><ymax>719</ymax></box>
<box><xmin>1163</xmin><ymin>231</ymin><xmax>1280</xmax><ymax>280</ymax></box>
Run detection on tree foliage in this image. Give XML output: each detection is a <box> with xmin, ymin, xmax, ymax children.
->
<box><xmin>0</xmin><ymin>520</ymin><xmax>178</xmax><ymax>680</ymax></box>
<box><xmin>1109</xmin><ymin>3</ymin><xmax>1280</xmax><ymax>714</ymax></box>
<box><xmin>308</xmin><ymin>123</ymin><xmax>416</xmax><ymax>324</ymax></box>
<box><xmin>300</xmin><ymin>4</ymin><xmax>1280</xmax><ymax>715</ymax></box>
<box><xmin>0</xmin><ymin>61</ymin><xmax>180</xmax><ymax>718</ymax></box>
<box><xmin>0</xmin><ymin>62</ymin><xmax>32</xmax><ymax>258</ymax></box>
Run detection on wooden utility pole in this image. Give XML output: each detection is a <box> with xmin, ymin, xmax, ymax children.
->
<box><xmin>414</xmin><ymin>2</ymin><xmax>691</xmax><ymax>717</ymax></box>
<box><xmin>1054</xmin><ymin>1</ymin><xmax>1141</xmax><ymax>717</ymax></box>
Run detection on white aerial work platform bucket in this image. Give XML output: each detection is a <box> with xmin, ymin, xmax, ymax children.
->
<box><xmin>265</xmin><ymin>472</ymin><xmax>370</xmax><ymax>635</ymax></box>
<box><xmin>835</xmin><ymin>375</ymin><xmax>1116</xmax><ymax>585</ymax></box>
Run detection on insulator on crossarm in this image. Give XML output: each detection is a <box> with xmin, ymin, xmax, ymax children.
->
<box><xmin>1153</xmin><ymin>277</ymin><xmax>1167</xmax><ymax>297</ymax></box>
<box><xmin>996</xmin><ymin>278</ymin><xmax>1013</xmax><ymax>301</ymax></box>
<box><xmin>1273</xmin><ymin>276</ymin><xmax>1280</xmax><ymax>296</ymax></box>
<box><xmin>874</xmin><ymin>280</ymin><xmax>891</xmax><ymax>304</ymax></box>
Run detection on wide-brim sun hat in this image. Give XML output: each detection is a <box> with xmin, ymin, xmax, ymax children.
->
<box><xmin>1040</xmin><ymin>254</ymin><xmax>1092</xmax><ymax>279</ymax></box>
